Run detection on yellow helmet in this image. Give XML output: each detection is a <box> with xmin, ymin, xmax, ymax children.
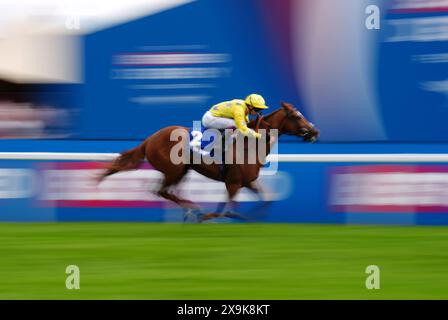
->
<box><xmin>245</xmin><ymin>94</ymin><xmax>269</xmax><ymax>110</ymax></box>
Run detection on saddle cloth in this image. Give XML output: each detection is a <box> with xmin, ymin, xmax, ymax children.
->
<box><xmin>188</xmin><ymin>125</ymin><xmax>235</xmax><ymax>157</ymax></box>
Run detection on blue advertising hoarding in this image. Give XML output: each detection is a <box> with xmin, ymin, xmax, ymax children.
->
<box><xmin>5</xmin><ymin>0</ymin><xmax>445</xmax><ymax>143</ymax></box>
<box><xmin>74</xmin><ymin>0</ymin><xmax>448</xmax><ymax>142</ymax></box>
<box><xmin>1</xmin><ymin>148</ymin><xmax>448</xmax><ymax>225</ymax></box>
<box><xmin>80</xmin><ymin>0</ymin><xmax>291</xmax><ymax>139</ymax></box>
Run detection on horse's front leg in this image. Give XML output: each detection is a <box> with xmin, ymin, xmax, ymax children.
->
<box><xmin>247</xmin><ymin>180</ymin><xmax>264</xmax><ymax>201</ymax></box>
<box><xmin>200</xmin><ymin>182</ymin><xmax>246</xmax><ymax>222</ymax></box>
<box><xmin>215</xmin><ymin>179</ymin><xmax>265</xmax><ymax>206</ymax></box>
<box><xmin>247</xmin><ymin>180</ymin><xmax>274</xmax><ymax>203</ymax></box>
<box><xmin>246</xmin><ymin>180</ymin><xmax>273</xmax><ymax>220</ymax></box>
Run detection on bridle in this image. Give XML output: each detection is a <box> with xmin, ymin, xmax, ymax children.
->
<box><xmin>252</xmin><ymin>106</ymin><xmax>315</xmax><ymax>139</ymax></box>
<box><xmin>282</xmin><ymin>108</ymin><xmax>315</xmax><ymax>137</ymax></box>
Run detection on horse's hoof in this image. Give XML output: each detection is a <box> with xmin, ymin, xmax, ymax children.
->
<box><xmin>183</xmin><ymin>209</ymin><xmax>202</xmax><ymax>223</ymax></box>
<box><xmin>224</xmin><ymin>211</ymin><xmax>248</xmax><ymax>221</ymax></box>
<box><xmin>195</xmin><ymin>210</ymin><xmax>205</xmax><ymax>223</ymax></box>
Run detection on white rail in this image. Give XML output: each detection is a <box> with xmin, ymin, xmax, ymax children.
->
<box><xmin>268</xmin><ymin>154</ymin><xmax>448</xmax><ymax>163</ymax></box>
<box><xmin>1</xmin><ymin>152</ymin><xmax>448</xmax><ymax>162</ymax></box>
<box><xmin>0</xmin><ymin>152</ymin><xmax>119</xmax><ymax>161</ymax></box>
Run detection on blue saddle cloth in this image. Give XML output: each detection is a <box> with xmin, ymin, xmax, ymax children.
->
<box><xmin>188</xmin><ymin>125</ymin><xmax>220</xmax><ymax>156</ymax></box>
<box><xmin>188</xmin><ymin>126</ymin><xmax>237</xmax><ymax>178</ymax></box>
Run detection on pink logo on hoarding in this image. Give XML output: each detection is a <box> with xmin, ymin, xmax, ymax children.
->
<box><xmin>329</xmin><ymin>165</ymin><xmax>448</xmax><ymax>213</ymax></box>
<box><xmin>37</xmin><ymin>162</ymin><xmax>291</xmax><ymax>208</ymax></box>
<box><xmin>38</xmin><ymin>162</ymin><xmax>165</xmax><ymax>208</ymax></box>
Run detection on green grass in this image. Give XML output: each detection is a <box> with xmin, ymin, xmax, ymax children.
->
<box><xmin>0</xmin><ymin>222</ymin><xmax>448</xmax><ymax>299</ymax></box>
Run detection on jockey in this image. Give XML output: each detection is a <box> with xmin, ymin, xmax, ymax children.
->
<box><xmin>202</xmin><ymin>94</ymin><xmax>269</xmax><ymax>139</ymax></box>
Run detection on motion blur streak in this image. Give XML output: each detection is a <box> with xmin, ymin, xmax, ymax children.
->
<box><xmin>293</xmin><ymin>0</ymin><xmax>386</xmax><ymax>141</ymax></box>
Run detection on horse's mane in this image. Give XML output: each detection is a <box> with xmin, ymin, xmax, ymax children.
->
<box><xmin>247</xmin><ymin>104</ymin><xmax>294</xmax><ymax>130</ymax></box>
<box><xmin>248</xmin><ymin>102</ymin><xmax>303</xmax><ymax>128</ymax></box>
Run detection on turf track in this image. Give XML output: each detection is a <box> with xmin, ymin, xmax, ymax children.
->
<box><xmin>0</xmin><ymin>223</ymin><xmax>447</xmax><ymax>299</ymax></box>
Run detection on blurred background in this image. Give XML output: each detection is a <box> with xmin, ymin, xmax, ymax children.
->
<box><xmin>3</xmin><ymin>0</ymin><xmax>448</xmax><ymax>141</ymax></box>
<box><xmin>1</xmin><ymin>0</ymin><xmax>448</xmax><ymax>224</ymax></box>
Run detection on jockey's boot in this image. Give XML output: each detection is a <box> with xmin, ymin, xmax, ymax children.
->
<box><xmin>218</xmin><ymin>129</ymin><xmax>227</xmax><ymax>179</ymax></box>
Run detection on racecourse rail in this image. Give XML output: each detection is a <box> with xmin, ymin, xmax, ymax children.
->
<box><xmin>1</xmin><ymin>152</ymin><xmax>448</xmax><ymax>162</ymax></box>
<box><xmin>3</xmin><ymin>151</ymin><xmax>448</xmax><ymax>225</ymax></box>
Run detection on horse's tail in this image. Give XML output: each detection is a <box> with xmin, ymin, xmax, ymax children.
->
<box><xmin>96</xmin><ymin>141</ymin><xmax>146</xmax><ymax>184</ymax></box>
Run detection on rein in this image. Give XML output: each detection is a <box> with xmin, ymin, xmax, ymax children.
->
<box><xmin>251</xmin><ymin>107</ymin><xmax>304</xmax><ymax>135</ymax></box>
<box><xmin>255</xmin><ymin>115</ymin><xmax>263</xmax><ymax>133</ymax></box>
<box><xmin>254</xmin><ymin>114</ymin><xmax>273</xmax><ymax>133</ymax></box>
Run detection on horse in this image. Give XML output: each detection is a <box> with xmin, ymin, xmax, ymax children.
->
<box><xmin>97</xmin><ymin>102</ymin><xmax>319</xmax><ymax>221</ymax></box>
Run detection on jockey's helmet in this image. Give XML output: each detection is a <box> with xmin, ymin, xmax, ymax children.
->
<box><xmin>245</xmin><ymin>94</ymin><xmax>269</xmax><ymax>110</ymax></box>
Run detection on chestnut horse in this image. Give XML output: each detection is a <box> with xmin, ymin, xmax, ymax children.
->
<box><xmin>97</xmin><ymin>102</ymin><xmax>319</xmax><ymax>221</ymax></box>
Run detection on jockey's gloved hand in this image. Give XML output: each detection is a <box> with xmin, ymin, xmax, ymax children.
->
<box><xmin>248</xmin><ymin>129</ymin><xmax>261</xmax><ymax>139</ymax></box>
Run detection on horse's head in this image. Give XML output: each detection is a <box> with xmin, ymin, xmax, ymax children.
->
<box><xmin>280</xmin><ymin>102</ymin><xmax>319</xmax><ymax>142</ymax></box>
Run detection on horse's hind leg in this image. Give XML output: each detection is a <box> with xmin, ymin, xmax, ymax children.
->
<box><xmin>157</xmin><ymin>178</ymin><xmax>203</xmax><ymax>222</ymax></box>
<box><xmin>156</xmin><ymin>173</ymin><xmax>200</xmax><ymax>210</ymax></box>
